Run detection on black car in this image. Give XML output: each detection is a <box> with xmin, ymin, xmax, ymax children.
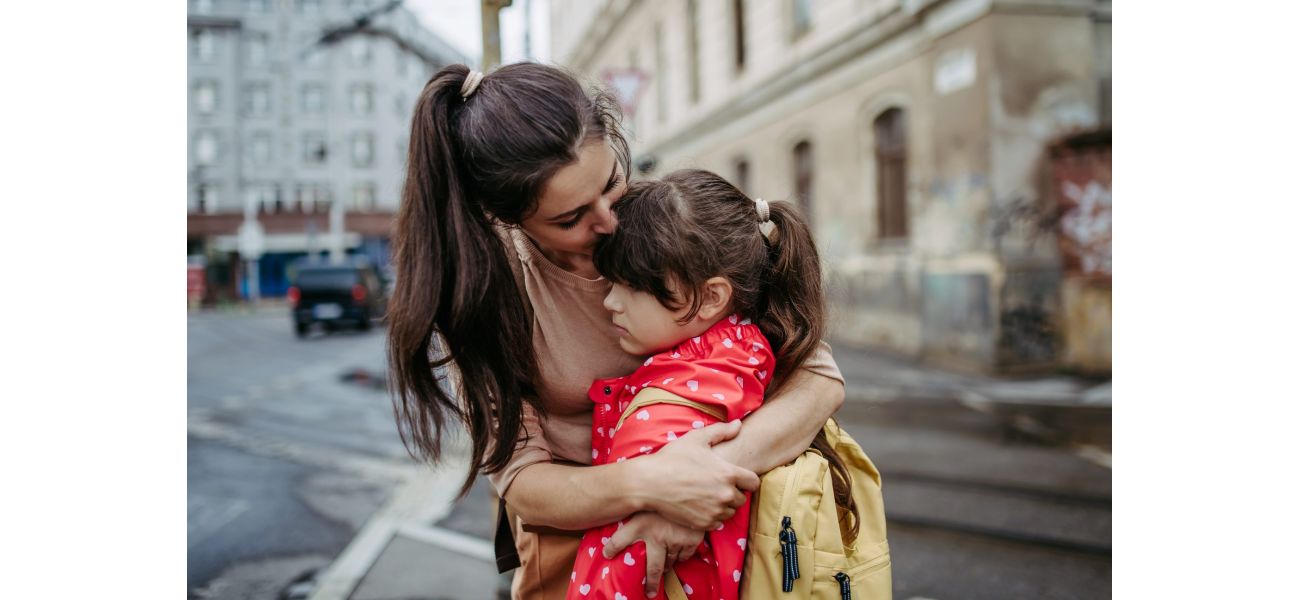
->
<box><xmin>288</xmin><ymin>260</ymin><xmax>388</xmax><ymax>337</ymax></box>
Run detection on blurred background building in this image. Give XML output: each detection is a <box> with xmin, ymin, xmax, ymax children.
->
<box><xmin>186</xmin><ymin>0</ymin><xmax>466</xmax><ymax>304</ymax></box>
<box><xmin>552</xmin><ymin>0</ymin><xmax>1111</xmax><ymax>375</ymax></box>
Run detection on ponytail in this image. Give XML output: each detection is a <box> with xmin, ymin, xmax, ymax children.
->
<box><xmin>387</xmin><ymin>66</ymin><xmax>541</xmax><ymax>497</ymax></box>
<box><xmin>756</xmin><ymin>200</ymin><xmax>826</xmax><ymax>396</ymax></box>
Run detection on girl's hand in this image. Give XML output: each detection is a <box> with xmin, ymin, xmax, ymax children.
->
<box><xmin>602</xmin><ymin>512</ymin><xmax>706</xmax><ymax>598</ymax></box>
<box><xmin>635</xmin><ymin>420</ymin><xmax>760</xmax><ymax>530</ymax></box>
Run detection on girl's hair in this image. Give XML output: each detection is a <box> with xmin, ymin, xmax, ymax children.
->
<box><xmin>593</xmin><ymin>169</ymin><xmax>861</xmax><ymax>543</ymax></box>
<box><xmin>387</xmin><ymin>62</ymin><xmax>629</xmax><ymax>496</ymax></box>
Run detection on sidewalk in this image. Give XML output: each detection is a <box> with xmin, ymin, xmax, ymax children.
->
<box><xmin>299</xmin><ymin>344</ymin><xmax>1111</xmax><ymax>600</ymax></box>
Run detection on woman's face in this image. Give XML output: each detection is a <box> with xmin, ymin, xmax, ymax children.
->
<box><xmin>521</xmin><ymin>141</ymin><xmax>627</xmax><ymax>257</ymax></box>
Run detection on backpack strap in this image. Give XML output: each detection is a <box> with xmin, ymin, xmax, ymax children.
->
<box><xmin>615</xmin><ymin>387</ymin><xmax>727</xmax><ymax>430</ymax></box>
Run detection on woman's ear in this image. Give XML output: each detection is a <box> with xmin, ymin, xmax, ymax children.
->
<box><xmin>695</xmin><ymin>277</ymin><xmax>734</xmax><ymax>321</ymax></box>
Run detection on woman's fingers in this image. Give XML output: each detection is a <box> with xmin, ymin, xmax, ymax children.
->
<box><xmin>602</xmin><ymin>519</ymin><xmax>638</xmax><ymax>559</ymax></box>
<box><xmin>644</xmin><ymin>541</ymin><xmax>666</xmax><ymax>598</ymax></box>
<box><xmin>678</xmin><ymin>419</ymin><xmax>742</xmax><ymax>447</ymax></box>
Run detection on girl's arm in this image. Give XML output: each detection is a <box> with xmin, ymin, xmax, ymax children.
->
<box><xmin>503</xmin><ymin>420</ymin><xmax>759</xmax><ymax>531</ymax></box>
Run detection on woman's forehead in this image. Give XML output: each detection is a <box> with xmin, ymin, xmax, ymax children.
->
<box><xmin>537</xmin><ymin>142</ymin><xmax>615</xmax><ymax>217</ymax></box>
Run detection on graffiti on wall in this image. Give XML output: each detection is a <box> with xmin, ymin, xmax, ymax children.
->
<box><xmin>1059</xmin><ymin>179</ymin><xmax>1112</xmax><ymax>277</ymax></box>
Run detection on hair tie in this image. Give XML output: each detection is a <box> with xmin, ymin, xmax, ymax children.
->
<box><xmin>460</xmin><ymin>71</ymin><xmax>484</xmax><ymax>100</ymax></box>
<box><xmin>753</xmin><ymin>197</ymin><xmax>771</xmax><ymax>225</ymax></box>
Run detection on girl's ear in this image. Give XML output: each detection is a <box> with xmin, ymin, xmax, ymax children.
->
<box><xmin>695</xmin><ymin>276</ymin><xmax>734</xmax><ymax>321</ymax></box>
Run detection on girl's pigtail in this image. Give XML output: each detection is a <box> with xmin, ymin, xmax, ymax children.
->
<box><xmin>758</xmin><ymin>200</ymin><xmax>826</xmax><ymax>395</ymax></box>
<box><xmin>387</xmin><ymin>65</ymin><xmax>539</xmax><ymax>497</ymax></box>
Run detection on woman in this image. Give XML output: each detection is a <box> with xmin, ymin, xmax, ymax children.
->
<box><xmin>386</xmin><ymin>63</ymin><xmax>845</xmax><ymax>599</ymax></box>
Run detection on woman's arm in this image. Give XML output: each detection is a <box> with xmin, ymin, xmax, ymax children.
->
<box><xmin>711</xmin><ymin>367</ymin><xmax>845</xmax><ymax>475</ymax></box>
<box><xmin>503</xmin><ymin>420</ymin><xmax>760</xmax><ymax>530</ymax></box>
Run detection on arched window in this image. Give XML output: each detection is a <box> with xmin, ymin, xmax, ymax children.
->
<box><xmin>874</xmin><ymin>108</ymin><xmax>908</xmax><ymax>239</ymax></box>
<box><xmin>793</xmin><ymin>140</ymin><xmax>814</xmax><ymax>224</ymax></box>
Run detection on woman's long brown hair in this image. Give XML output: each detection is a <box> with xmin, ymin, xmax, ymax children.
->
<box><xmin>387</xmin><ymin>63</ymin><xmax>628</xmax><ymax>496</ymax></box>
<box><xmin>593</xmin><ymin>169</ymin><xmax>858</xmax><ymax>543</ymax></box>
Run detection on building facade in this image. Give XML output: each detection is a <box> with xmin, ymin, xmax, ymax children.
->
<box><xmin>187</xmin><ymin>0</ymin><xmax>466</xmax><ymax>301</ymax></box>
<box><xmin>551</xmin><ymin>0</ymin><xmax>1111</xmax><ymax>374</ymax></box>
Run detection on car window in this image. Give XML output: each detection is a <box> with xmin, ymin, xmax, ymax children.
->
<box><xmin>296</xmin><ymin>268</ymin><xmax>359</xmax><ymax>289</ymax></box>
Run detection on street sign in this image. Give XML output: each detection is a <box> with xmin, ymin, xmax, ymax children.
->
<box><xmin>237</xmin><ymin>219</ymin><xmax>265</xmax><ymax>259</ymax></box>
<box><xmin>602</xmin><ymin>68</ymin><xmax>649</xmax><ymax>117</ymax></box>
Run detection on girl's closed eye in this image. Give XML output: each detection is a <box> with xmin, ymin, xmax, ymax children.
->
<box><xmin>557</xmin><ymin>215</ymin><xmax>583</xmax><ymax>230</ymax></box>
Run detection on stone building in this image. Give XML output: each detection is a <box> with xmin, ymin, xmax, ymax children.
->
<box><xmin>186</xmin><ymin>0</ymin><xmax>466</xmax><ymax>301</ymax></box>
<box><xmin>550</xmin><ymin>0</ymin><xmax>1111</xmax><ymax>373</ymax></box>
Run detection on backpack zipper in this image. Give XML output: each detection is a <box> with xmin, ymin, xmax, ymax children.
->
<box><xmin>779</xmin><ymin>515</ymin><xmax>800</xmax><ymax>592</ymax></box>
<box><xmin>834</xmin><ymin>571</ymin><xmax>851</xmax><ymax>600</ymax></box>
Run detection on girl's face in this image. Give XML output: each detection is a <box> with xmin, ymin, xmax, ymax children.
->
<box><xmin>602</xmin><ymin>282</ymin><xmax>696</xmax><ymax>356</ymax></box>
<box><xmin>520</xmin><ymin>141</ymin><xmax>627</xmax><ymax>257</ymax></box>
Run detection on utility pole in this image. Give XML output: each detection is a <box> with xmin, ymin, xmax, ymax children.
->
<box><xmin>481</xmin><ymin>0</ymin><xmax>513</xmax><ymax>71</ymax></box>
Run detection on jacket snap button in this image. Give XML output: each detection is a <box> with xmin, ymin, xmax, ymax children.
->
<box><xmin>603</xmin><ymin>386</ymin><xmax>612</xmax><ymax>395</ymax></box>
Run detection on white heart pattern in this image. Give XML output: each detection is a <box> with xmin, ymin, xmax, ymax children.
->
<box><xmin>738</xmin><ymin>538</ymin><xmax>747</xmax><ymax>550</ymax></box>
<box><xmin>672</xmin><ymin>352</ymin><xmax>681</xmax><ymax>359</ymax></box>
<box><xmin>640</xmin><ymin>446</ymin><xmax>652</xmax><ymax>453</ymax></box>
<box><xmin>711</xmin><ymin>393</ymin><xmax>725</xmax><ymax>401</ymax></box>
<box><xmin>748</xmin><ymin>356</ymin><xmax>759</xmax><ymax>365</ymax></box>
<box><xmin>662</xmin><ymin>377</ymin><xmax>674</xmax><ymax>385</ymax></box>
<box><xmin>666</xmin><ymin>431</ymin><xmax>678</xmax><ymax>441</ymax></box>
<box><xmin>636</xmin><ymin>409</ymin><xmax>650</xmax><ymax>421</ymax></box>
<box><xmin>624</xmin><ymin>552</ymin><xmax>636</xmax><ymax>566</ymax></box>
<box><xmin>644</xmin><ymin>356</ymin><xmax>653</xmax><ymax>366</ymax></box>
<box><xmin>615</xmin><ymin>594</ymin><xmax>627</xmax><ymax>600</ymax></box>
<box><xmin>579</xmin><ymin>583</ymin><xmax>591</xmax><ymax>595</ymax></box>
<box><xmin>733</xmin><ymin>570</ymin><xmax>741</xmax><ymax>582</ymax></box>
<box><xmin>758</xmin><ymin>370</ymin><xmax>767</xmax><ymax>380</ymax></box>
<box><xmin>588</xmin><ymin>547</ymin><xmax>596</xmax><ymax>557</ymax></box>
<box><xmin>753</xmin><ymin>342</ymin><xmax>763</xmax><ymax>351</ymax></box>
<box><xmin>722</xmin><ymin>337</ymin><xmax>733</xmax><ymax>348</ymax></box>
<box><xmin>687</xmin><ymin>380</ymin><xmax>699</xmax><ymax>391</ymax></box>
<box><xmin>616</xmin><ymin>457</ymin><xmax>626</xmax><ymax>462</ymax></box>
<box><xmin>736</xmin><ymin>376</ymin><xmax>744</xmax><ymax>388</ymax></box>
<box><xmin>571</xmin><ymin>571</ymin><xmax>576</xmax><ymax>582</ymax></box>
<box><xmin>592</xmin><ymin>449</ymin><xmax>598</xmax><ymax>460</ymax></box>
<box><xmin>692</xmin><ymin>421</ymin><xmax>704</xmax><ymax>429</ymax></box>
<box><xmin>602</xmin><ymin>566</ymin><xmax>609</xmax><ymax>579</ymax></box>
<box><xmin>683</xmin><ymin>583</ymin><xmax>694</xmax><ymax>595</ymax></box>
<box><xmin>596</xmin><ymin>427</ymin><xmax>604</xmax><ymax>437</ymax></box>
<box><xmin>729</xmin><ymin>314</ymin><xmax>738</xmax><ymax>324</ymax></box>
<box><xmin>740</xmin><ymin>318</ymin><xmax>752</xmax><ymax>325</ymax></box>
<box><xmin>602</xmin><ymin>536</ymin><xmax>610</xmax><ymax>545</ymax></box>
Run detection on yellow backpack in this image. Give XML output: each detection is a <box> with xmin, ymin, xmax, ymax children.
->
<box><xmin>738</xmin><ymin>419</ymin><xmax>892</xmax><ymax>599</ymax></box>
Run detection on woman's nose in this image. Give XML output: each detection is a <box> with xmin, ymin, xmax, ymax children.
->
<box><xmin>591</xmin><ymin>199</ymin><xmax>618</xmax><ymax>235</ymax></box>
<box><xmin>602</xmin><ymin>289</ymin><xmax>619</xmax><ymax>313</ymax></box>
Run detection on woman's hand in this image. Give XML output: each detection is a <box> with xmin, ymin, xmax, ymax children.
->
<box><xmin>634</xmin><ymin>420</ymin><xmax>760</xmax><ymax>530</ymax></box>
<box><xmin>602</xmin><ymin>512</ymin><xmax>706</xmax><ymax>598</ymax></box>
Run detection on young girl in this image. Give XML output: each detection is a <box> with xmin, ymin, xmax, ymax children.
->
<box><xmin>566</xmin><ymin>169</ymin><xmax>827</xmax><ymax>600</ymax></box>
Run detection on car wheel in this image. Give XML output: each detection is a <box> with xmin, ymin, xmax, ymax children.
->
<box><xmin>358</xmin><ymin>312</ymin><xmax>373</xmax><ymax>331</ymax></box>
<box><xmin>295</xmin><ymin>322</ymin><xmax>309</xmax><ymax>338</ymax></box>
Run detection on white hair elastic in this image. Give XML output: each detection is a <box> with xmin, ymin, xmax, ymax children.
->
<box><xmin>753</xmin><ymin>197</ymin><xmax>771</xmax><ymax>224</ymax></box>
<box><xmin>460</xmin><ymin>71</ymin><xmax>484</xmax><ymax>99</ymax></box>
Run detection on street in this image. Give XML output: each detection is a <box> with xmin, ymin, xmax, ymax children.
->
<box><xmin>188</xmin><ymin>309</ymin><xmax>1110</xmax><ymax>599</ymax></box>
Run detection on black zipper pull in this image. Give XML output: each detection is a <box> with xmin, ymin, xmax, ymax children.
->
<box><xmin>779</xmin><ymin>516</ymin><xmax>800</xmax><ymax>592</ymax></box>
<box><xmin>834</xmin><ymin>572</ymin><xmax>851</xmax><ymax>600</ymax></box>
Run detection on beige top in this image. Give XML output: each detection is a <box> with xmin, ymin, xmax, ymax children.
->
<box><xmin>486</xmin><ymin>227</ymin><xmax>845</xmax><ymax>496</ymax></box>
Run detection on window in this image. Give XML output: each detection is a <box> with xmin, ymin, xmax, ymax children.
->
<box><xmin>246</xmin><ymin>0</ymin><xmax>270</xmax><ymax>13</ymax></box>
<box><xmin>351</xmin><ymin>133</ymin><xmax>375</xmax><ymax>167</ymax></box>
<box><xmin>793</xmin><ymin>140</ymin><xmax>813</xmax><ymax>224</ymax></box>
<box><xmin>733</xmin><ymin>0</ymin><xmax>747</xmax><ymax>72</ymax></box>
<box><xmin>193</xmin><ymin>80</ymin><xmax>218</xmax><ymax>114</ymax></box>
<box><xmin>350</xmin><ymin>84</ymin><xmax>374</xmax><ymax>115</ymax></box>
<box><xmin>245</xmin><ymin>83</ymin><xmax>271</xmax><ymax>116</ymax></box>
<box><xmin>298</xmin><ymin>184</ymin><xmax>332</xmax><ymax>213</ymax></box>
<box><xmin>302</xmin><ymin>132</ymin><xmax>328</xmax><ymax>164</ymax></box>
<box><xmin>654</xmin><ymin>22</ymin><xmax>667</xmax><ymax>124</ymax></box>
<box><xmin>245</xmin><ymin>185</ymin><xmax>278</xmax><ymax>213</ymax></box>
<box><xmin>349</xmin><ymin>37</ymin><xmax>372</xmax><ymax>66</ymax></box>
<box><xmin>192</xmin><ymin>29</ymin><xmax>216</xmax><ymax>62</ymax></box>
<box><xmin>196</xmin><ymin>184</ymin><xmax>219</xmax><ymax>213</ymax></box>
<box><xmin>353</xmin><ymin>183</ymin><xmax>377</xmax><ymax>211</ymax></box>
<box><xmin>247</xmin><ymin>33</ymin><xmax>270</xmax><ymax>67</ymax></box>
<box><xmin>302</xmin><ymin>83</ymin><xmax>326</xmax><ymax>114</ymax></box>
<box><xmin>297</xmin><ymin>0</ymin><xmax>321</xmax><ymax>14</ymax></box>
<box><xmin>734</xmin><ymin>157</ymin><xmax>751</xmax><ymax>195</ymax></box>
<box><xmin>791</xmin><ymin>0</ymin><xmax>813</xmax><ymax>40</ymax></box>
<box><xmin>194</xmin><ymin>131</ymin><xmax>219</xmax><ymax>166</ymax></box>
<box><xmin>686</xmin><ymin>0</ymin><xmax>700</xmax><ymax>104</ymax></box>
<box><xmin>874</xmin><ymin>108</ymin><xmax>908</xmax><ymax>239</ymax></box>
<box><xmin>192</xmin><ymin>0</ymin><xmax>214</xmax><ymax>14</ymax></box>
<box><xmin>301</xmin><ymin>34</ymin><xmax>327</xmax><ymax>68</ymax></box>
<box><xmin>249</xmin><ymin>132</ymin><xmax>272</xmax><ymax>165</ymax></box>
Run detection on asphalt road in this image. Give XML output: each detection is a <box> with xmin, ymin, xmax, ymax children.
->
<box><xmin>189</xmin><ymin>308</ymin><xmax>1111</xmax><ymax>599</ymax></box>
